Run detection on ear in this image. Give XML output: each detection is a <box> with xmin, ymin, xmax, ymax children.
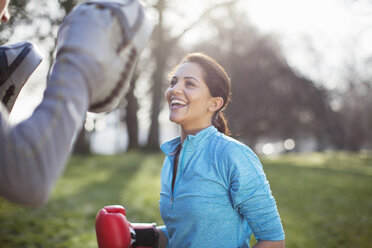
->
<box><xmin>208</xmin><ymin>96</ymin><xmax>224</xmax><ymax>112</ymax></box>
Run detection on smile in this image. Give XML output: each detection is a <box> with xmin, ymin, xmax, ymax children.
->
<box><xmin>170</xmin><ymin>99</ymin><xmax>188</xmax><ymax>108</ymax></box>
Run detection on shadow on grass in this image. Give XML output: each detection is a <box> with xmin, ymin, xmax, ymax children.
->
<box><xmin>1</xmin><ymin>152</ymin><xmax>371</xmax><ymax>248</ymax></box>
<box><xmin>261</xmin><ymin>155</ymin><xmax>372</xmax><ymax>248</ymax></box>
<box><xmin>0</xmin><ymin>152</ymin><xmax>163</xmax><ymax>247</ymax></box>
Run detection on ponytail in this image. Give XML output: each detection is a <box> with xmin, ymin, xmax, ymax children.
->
<box><xmin>212</xmin><ymin>111</ymin><xmax>230</xmax><ymax>135</ymax></box>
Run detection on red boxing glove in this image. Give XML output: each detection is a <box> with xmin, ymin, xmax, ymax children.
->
<box><xmin>95</xmin><ymin>205</ymin><xmax>133</xmax><ymax>248</ymax></box>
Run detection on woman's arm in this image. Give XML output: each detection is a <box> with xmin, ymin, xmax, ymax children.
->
<box><xmin>253</xmin><ymin>240</ymin><xmax>285</xmax><ymax>248</ymax></box>
<box><xmin>226</xmin><ymin>143</ymin><xmax>285</xmax><ymax>244</ymax></box>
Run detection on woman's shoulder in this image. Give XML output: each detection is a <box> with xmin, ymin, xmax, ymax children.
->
<box><xmin>210</xmin><ymin>134</ymin><xmax>263</xmax><ymax>176</ymax></box>
<box><xmin>210</xmin><ymin>133</ymin><xmax>257</xmax><ymax>158</ymax></box>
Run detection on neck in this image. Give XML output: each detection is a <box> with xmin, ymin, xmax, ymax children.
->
<box><xmin>180</xmin><ymin>124</ymin><xmax>212</xmax><ymax>143</ymax></box>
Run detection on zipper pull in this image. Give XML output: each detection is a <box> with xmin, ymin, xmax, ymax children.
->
<box><xmin>171</xmin><ymin>197</ymin><xmax>173</xmax><ymax>205</ymax></box>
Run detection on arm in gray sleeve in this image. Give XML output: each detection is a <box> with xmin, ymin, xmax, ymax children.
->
<box><xmin>0</xmin><ymin>0</ymin><xmax>153</xmax><ymax>207</ymax></box>
<box><xmin>0</xmin><ymin>58</ymin><xmax>92</xmax><ymax>206</ymax></box>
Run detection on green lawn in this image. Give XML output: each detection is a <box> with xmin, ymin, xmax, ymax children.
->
<box><xmin>0</xmin><ymin>152</ymin><xmax>371</xmax><ymax>248</ymax></box>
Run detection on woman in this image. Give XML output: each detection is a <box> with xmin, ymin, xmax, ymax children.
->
<box><xmin>158</xmin><ymin>53</ymin><xmax>285</xmax><ymax>248</ymax></box>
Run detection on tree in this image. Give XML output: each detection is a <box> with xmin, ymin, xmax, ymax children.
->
<box><xmin>192</xmin><ymin>8</ymin><xmax>334</xmax><ymax>150</ymax></box>
<box><xmin>331</xmin><ymin>57</ymin><xmax>372</xmax><ymax>150</ymax></box>
<box><xmin>125</xmin><ymin>70</ymin><xmax>140</xmax><ymax>150</ymax></box>
<box><xmin>144</xmin><ymin>0</ymin><xmax>237</xmax><ymax>150</ymax></box>
<box><xmin>0</xmin><ymin>0</ymin><xmax>29</xmax><ymax>44</ymax></box>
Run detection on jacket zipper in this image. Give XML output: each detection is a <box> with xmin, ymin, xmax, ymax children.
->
<box><xmin>171</xmin><ymin>139</ymin><xmax>188</xmax><ymax>209</ymax></box>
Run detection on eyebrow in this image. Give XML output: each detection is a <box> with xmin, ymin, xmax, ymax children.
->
<box><xmin>171</xmin><ymin>76</ymin><xmax>199</xmax><ymax>83</ymax></box>
<box><xmin>184</xmin><ymin>76</ymin><xmax>199</xmax><ymax>82</ymax></box>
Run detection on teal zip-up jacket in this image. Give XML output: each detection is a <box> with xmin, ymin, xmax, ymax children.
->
<box><xmin>159</xmin><ymin>126</ymin><xmax>285</xmax><ymax>248</ymax></box>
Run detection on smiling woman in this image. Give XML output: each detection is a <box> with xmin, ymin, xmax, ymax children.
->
<box><xmin>165</xmin><ymin>62</ymin><xmax>223</xmax><ymax>135</ymax></box>
<box><xmin>156</xmin><ymin>53</ymin><xmax>285</xmax><ymax>248</ymax></box>
<box><xmin>166</xmin><ymin>53</ymin><xmax>231</xmax><ymax>137</ymax></box>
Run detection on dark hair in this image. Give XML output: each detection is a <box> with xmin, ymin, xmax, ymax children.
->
<box><xmin>175</xmin><ymin>53</ymin><xmax>231</xmax><ymax>135</ymax></box>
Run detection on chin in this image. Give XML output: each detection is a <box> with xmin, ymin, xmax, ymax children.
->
<box><xmin>169</xmin><ymin>115</ymin><xmax>183</xmax><ymax>125</ymax></box>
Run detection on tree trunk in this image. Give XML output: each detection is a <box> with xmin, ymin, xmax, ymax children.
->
<box><xmin>73</xmin><ymin>128</ymin><xmax>91</xmax><ymax>154</ymax></box>
<box><xmin>146</xmin><ymin>0</ymin><xmax>169</xmax><ymax>150</ymax></box>
<box><xmin>145</xmin><ymin>0</ymin><xmax>236</xmax><ymax>150</ymax></box>
<box><xmin>125</xmin><ymin>73</ymin><xmax>139</xmax><ymax>150</ymax></box>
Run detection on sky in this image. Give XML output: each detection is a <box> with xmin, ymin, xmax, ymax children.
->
<box><xmin>7</xmin><ymin>0</ymin><xmax>372</xmax><ymax>153</ymax></box>
<box><xmin>244</xmin><ymin>0</ymin><xmax>372</xmax><ymax>88</ymax></box>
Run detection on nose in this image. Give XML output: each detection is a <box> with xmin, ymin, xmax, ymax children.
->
<box><xmin>171</xmin><ymin>81</ymin><xmax>184</xmax><ymax>94</ymax></box>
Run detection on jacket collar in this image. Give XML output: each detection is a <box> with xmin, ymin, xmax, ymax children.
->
<box><xmin>160</xmin><ymin>125</ymin><xmax>218</xmax><ymax>156</ymax></box>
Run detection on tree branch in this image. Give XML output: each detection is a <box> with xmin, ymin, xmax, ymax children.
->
<box><xmin>172</xmin><ymin>0</ymin><xmax>240</xmax><ymax>42</ymax></box>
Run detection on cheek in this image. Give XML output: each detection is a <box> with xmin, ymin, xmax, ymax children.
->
<box><xmin>165</xmin><ymin>88</ymin><xmax>171</xmax><ymax>101</ymax></box>
<box><xmin>189</xmin><ymin>92</ymin><xmax>210</xmax><ymax>109</ymax></box>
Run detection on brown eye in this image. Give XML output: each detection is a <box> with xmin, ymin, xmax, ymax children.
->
<box><xmin>185</xmin><ymin>80</ymin><xmax>196</xmax><ymax>87</ymax></box>
<box><xmin>170</xmin><ymin>78</ymin><xmax>177</xmax><ymax>87</ymax></box>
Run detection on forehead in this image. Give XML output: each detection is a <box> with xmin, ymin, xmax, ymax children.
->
<box><xmin>173</xmin><ymin>62</ymin><xmax>204</xmax><ymax>80</ymax></box>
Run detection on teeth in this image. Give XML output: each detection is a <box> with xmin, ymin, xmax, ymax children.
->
<box><xmin>171</xmin><ymin>99</ymin><xmax>187</xmax><ymax>106</ymax></box>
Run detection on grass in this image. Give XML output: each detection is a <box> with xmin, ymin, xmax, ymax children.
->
<box><xmin>0</xmin><ymin>152</ymin><xmax>371</xmax><ymax>247</ymax></box>
<box><xmin>261</xmin><ymin>152</ymin><xmax>372</xmax><ymax>248</ymax></box>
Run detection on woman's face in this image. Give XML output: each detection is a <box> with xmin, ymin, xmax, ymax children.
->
<box><xmin>0</xmin><ymin>0</ymin><xmax>10</xmax><ymax>24</ymax></box>
<box><xmin>165</xmin><ymin>62</ymin><xmax>218</xmax><ymax>131</ymax></box>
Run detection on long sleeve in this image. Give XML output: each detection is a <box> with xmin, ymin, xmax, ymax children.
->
<box><xmin>0</xmin><ymin>59</ymin><xmax>89</xmax><ymax>206</ymax></box>
<box><xmin>226</xmin><ymin>143</ymin><xmax>285</xmax><ymax>242</ymax></box>
<box><xmin>158</xmin><ymin>225</ymin><xmax>170</xmax><ymax>248</ymax></box>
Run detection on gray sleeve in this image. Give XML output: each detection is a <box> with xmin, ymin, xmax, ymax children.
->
<box><xmin>0</xmin><ymin>60</ymin><xmax>89</xmax><ymax>206</ymax></box>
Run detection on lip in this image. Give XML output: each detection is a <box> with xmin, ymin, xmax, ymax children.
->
<box><xmin>169</xmin><ymin>97</ymin><xmax>188</xmax><ymax>109</ymax></box>
<box><xmin>170</xmin><ymin>97</ymin><xmax>187</xmax><ymax>102</ymax></box>
<box><xmin>170</xmin><ymin>103</ymin><xmax>187</xmax><ymax>110</ymax></box>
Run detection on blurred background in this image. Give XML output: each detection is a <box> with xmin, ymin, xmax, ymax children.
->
<box><xmin>0</xmin><ymin>0</ymin><xmax>371</xmax><ymax>247</ymax></box>
<box><xmin>2</xmin><ymin>0</ymin><xmax>372</xmax><ymax>155</ymax></box>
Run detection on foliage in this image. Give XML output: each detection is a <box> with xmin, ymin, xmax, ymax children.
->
<box><xmin>331</xmin><ymin>57</ymin><xmax>372</xmax><ymax>150</ymax></box>
<box><xmin>191</xmin><ymin>8</ymin><xmax>335</xmax><ymax>149</ymax></box>
<box><xmin>262</xmin><ymin>152</ymin><xmax>372</xmax><ymax>247</ymax></box>
<box><xmin>144</xmin><ymin>0</ymin><xmax>237</xmax><ymax>150</ymax></box>
<box><xmin>3</xmin><ymin>0</ymin><xmax>370</xmax><ymax>152</ymax></box>
<box><xmin>0</xmin><ymin>0</ymin><xmax>29</xmax><ymax>43</ymax></box>
<box><xmin>0</xmin><ymin>152</ymin><xmax>164</xmax><ymax>247</ymax></box>
<box><xmin>0</xmin><ymin>152</ymin><xmax>371</xmax><ymax>247</ymax></box>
